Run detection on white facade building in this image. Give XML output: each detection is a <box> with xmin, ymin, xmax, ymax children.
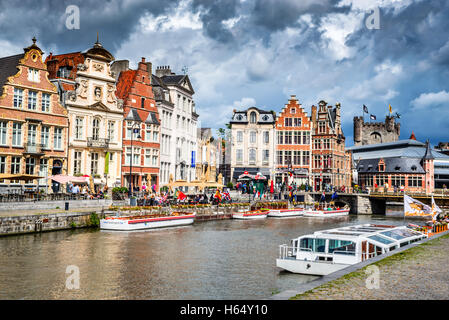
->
<box><xmin>229</xmin><ymin>107</ymin><xmax>277</xmax><ymax>182</ymax></box>
<box><xmin>153</xmin><ymin>66</ymin><xmax>198</xmax><ymax>188</ymax></box>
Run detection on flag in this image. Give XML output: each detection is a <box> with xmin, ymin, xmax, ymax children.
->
<box><xmin>370</xmin><ymin>114</ymin><xmax>376</xmax><ymax>120</ymax></box>
<box><xmin>320</xmin><ymin>192</ymin><xmax>325</xmax><ymax>202</ymax></box>
<box><xmin>363</xmin><ymin>105</ymin><xmax>368</xmax><ymax>113</ymax></box>
<box><xmin>404</xmin><ymin>194</ymin><xmax>432</xmax><ymax>217</ymax></box>
<box><xmin>389</xmin><ymin>104</ymin><xmax>392</xmax><ymax>114</ymax></box>
<box><xmin>223</xmin><ymin>192</ymin><xmax>231</xmax><ymax>201</ymax></box>
<box><xmin>431</xmin><ymin>196</ymin><xmax>442</xmax><ymax>222</ymax></box>
<box><xmin>177</xmin><ymin>191</ymin><xmax>186</xmax><ymax>201</ymax></box>
<box><xmin>331</xmin><ymin>191</ymin><xmax>338</xmax><ymax>200</ymax></box>
<box><xmin>104</xmin><ymin>152</ymin><xmax>109</xmax><ymax>174</ymax></box>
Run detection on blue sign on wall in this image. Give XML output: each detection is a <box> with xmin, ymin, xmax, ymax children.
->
<box><xmin>191</xmin><ymin>151</ymin><xmax>196</xmax><ymax>168</ymax></box>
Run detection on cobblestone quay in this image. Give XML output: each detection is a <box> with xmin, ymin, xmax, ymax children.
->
<box><xmin>291</xmin><ymin>233</ymin><xmax>449</xmax><ymax>300</ymax></box>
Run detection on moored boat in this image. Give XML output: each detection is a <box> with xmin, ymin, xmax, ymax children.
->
<box><xmin>302</xmin><ymin>207</ymin><xmax>349</xmax><ymax>217</ymax></box>
<box><xmin>276</xmin><ymin>223</ymin><xmax>427</xmax><ymax>275</ymax></box>
<box><xmin>267</xmin><ymin>208</ymin><xmax>304</xmax><ymax>218</ymax></box>
<box><xmin>100</xmin><ymin>212</ymin><xmax>196</xmax><ymax>231</ymax></box>
<box><xmin>232</xmin><ymin>210</ymin><xmax>268</xmax><ymax>220</ymax></box>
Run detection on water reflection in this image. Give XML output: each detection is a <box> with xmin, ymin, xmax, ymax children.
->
<box><xmin>0</xmin><ymin>215</ymin><xmax>417</xmax><ymax>299</ymax></box>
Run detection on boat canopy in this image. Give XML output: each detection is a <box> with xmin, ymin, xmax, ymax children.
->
<box><xmin>293</xmin><ymin>224</ymin><xmax>426</xmax><ymax>250</ymax></box>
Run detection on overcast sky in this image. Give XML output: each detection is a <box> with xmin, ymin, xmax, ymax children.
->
<box><xmin>1</xmin><ymin>0</ymin><xmax>448</xmax><ymax>146</ymax></box>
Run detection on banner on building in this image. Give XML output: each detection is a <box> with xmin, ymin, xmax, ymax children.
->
<box><xmin>191</xmin><ymin>151</ymin><xmax>196</xmax><ymax>168</ymax></box>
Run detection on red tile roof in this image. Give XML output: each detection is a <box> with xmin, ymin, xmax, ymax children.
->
<box><xmin>410</xmin><ymin>131</ymin><xmax>416</xmax><ymax>140</ymax></box>
<box><xmin>45</xmin><ymin>52</ymin><xmax>84</xmax><ymax>79</ymax></box>
<box><xmin>116</xmin><ymin>69</ymin><xmax>136</xmax><ymax>100</ymax></box>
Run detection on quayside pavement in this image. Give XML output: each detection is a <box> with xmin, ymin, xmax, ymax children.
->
<box><xmin>289</xmin><ymin>232</ymin><xmax>449</xmax><ymax>300</ymax></box>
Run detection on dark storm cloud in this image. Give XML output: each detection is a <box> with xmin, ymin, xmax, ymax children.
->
<box><xmin>346</xmin><ymin>0</ymin><xmax>449</xmax><ymax>64</ymax></box>
<box><xmin>0</xmin><ymin>0</ymin><xmax>179</xmax><ymax>54</ymax></box>
<box><xmin>191</xmin><ymin>0</ymin><xmax>241</xmax><ymax>43</ymax></box>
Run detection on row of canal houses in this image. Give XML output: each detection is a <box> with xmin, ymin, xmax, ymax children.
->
<box><xmin>0</xmin><ymin>37</ymin><xmax>209</xmax><ymax>194</ymax></box>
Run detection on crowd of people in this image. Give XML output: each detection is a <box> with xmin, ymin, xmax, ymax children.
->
<box><xmin>66</xmin><ymin>183</ymin><xmax>109</xmax><ymax>199</ymax></box>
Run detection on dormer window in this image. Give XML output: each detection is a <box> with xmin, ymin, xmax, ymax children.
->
<box><xmin>57</xmin><ymin>66</ymin><xmax>72</xmax><ymax>79</ymax></box>
<box><xmin>262</xmin><ymin>115</ymin><xmax>269</xmax><ymax>121</ymax></box>
<box><xmin>250</xmin><ymin>111</ymin><xmax>257</xmax><ymax>123</ymax></box>
<box><xmin>411</xmin><ymin>165</ymin><xmax>417</xmax><ymax>171</ymax></box>
<box><xmin>395</xmin><ymin>166</ymin><xmax>401</xmax><ymax>171</ymax></box>
<box><xmin>236</xmin><ymin>114</ymin><xmax>243</xmax><ymax>121</ymax></box>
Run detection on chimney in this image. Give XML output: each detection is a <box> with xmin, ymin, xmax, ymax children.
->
<box><xmin>311</xmin><ymin>105</ymin><xmax>317</xmax><ymax>130</ymax></box>
<box><xmin>156</xmin><ymin>65</ymin><xmax>172</xmax><ymax>77</ymax></box>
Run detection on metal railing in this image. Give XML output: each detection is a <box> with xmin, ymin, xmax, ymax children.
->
<box><xmin>279</xmin><ymin>244</ymin><xmax>296</xmax><ymax>259</ymax></box>
<box><xmin>24</xmin><ymin>142</ymin><xmax>45</xmax><ymax>154</ymax></box>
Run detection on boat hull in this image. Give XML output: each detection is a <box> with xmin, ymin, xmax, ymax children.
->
<box><xmin>232</xmin><ymin>212</ymin><xmax>268</xmax><ymax>219</ymax></box>
<box><xmin>268</xmin><ymin>209</ymin><xmax>303</xmax><ymax>217</ymax></box>
<box><xmin>100</xmin><ymin>214</ymin><xmax>195</xmax><ymax>231</ymax></box>
<box><xmin>302</xmin><ymin>209</ymin><xmax>349</xmax><ymax>217</ymax></box>
<box><xmin>276</xmin><ymin>258</ymin><xmax>349</xmax><ymax>276</ymax></box>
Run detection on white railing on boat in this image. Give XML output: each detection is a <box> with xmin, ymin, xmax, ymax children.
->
<box><xmin>279</xmin><ymin>244</ymin><xmax>296</xmax><ymax>259</ymax></box>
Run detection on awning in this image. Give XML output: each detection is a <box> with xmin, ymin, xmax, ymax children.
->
<box><xmin>0</xmin><ymin>173</ymin><xmax>42</xmax><ymax>181</ymax></box>
<box><xmin>50</xmin><ymin>175</ymin><xmax>89</xmax><ymax>184</ymax></box>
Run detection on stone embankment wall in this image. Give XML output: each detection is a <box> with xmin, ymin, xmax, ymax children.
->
<box><xmin>0</xmin><ymin>199</ymin><xmax>113</xmax><ymax>212</ymax></box>
<box><xmin>0</xmin><ymin>211</ymin><xmax>104</xmax><ymax>236</ymax></box>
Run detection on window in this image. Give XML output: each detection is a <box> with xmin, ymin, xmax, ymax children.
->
<box><xmin>328</xmin><ymin>240</ymin><xmax>356</xmax><ymax>255</ymax></box>
<box><xmin>293</xmin><ymin>151</ymin><xmax>301</xmax><ymax>165</ymax></box>
<box><xmin>294</xmin><ymin>131</ymin><xmax>301</xmax><ymax>144</ymax></box>
<box><xmin>41</xmin><ymin>93</ymin><xmax>50</xmax><ymax>112</ymax></box>
<box><xmin>236</xmin><ymin>149</ymin><xmax>243</xmax><ymax>163</ymax></box>
<box><xmin>318</xmin><ymin>121</ymin><xmax>326</xmax><ymax>133</ymax></box>
<box><xmin>75</xmin><ymin>117</ymin><xmax>83</xmax><ymax>139</ymax></box>
<box><xmin>284</xmin><ymin>151</ymin><xmax>292</xmax><ymax>166</ymax></box>
<box><xmin>263</xmin><ymin>150</ymin><xmax>269</xmax><ymax>163</ymax></box>
<box><xmin>250</xmin><ymin>112</ymin><xmax>257</xmax><ymax>123</ymax></box>
<box><xmin>12</xmin><ymin>123</ymin><xmax>22</xmax><ymax>147</ymax></box>
<box><xmin>92</xmin><ymin>118</ymin><xmax>100</xmax><ymax>140</ymax></box>
<box><xmin>90</xmin><ymin>152</ymin><xmax>98</xmax><ymax>175</ymax></box>
<box><xmin>237</xmin><ymin>131</ymin><xmax>243</xmax><ymax>143</ymax></box>
<box><xmin>41</xmin><ymin>126</ymin><xmax>50</xmax><ymax>148</ymax></box>
<box><xmin>408</xmin><ymin>176</ymin><xmax>422</xmax><ymax>187</ymax></box>
<box><xmin>27</xmin><ymin>124</ymin><xmax>37</xmax><ymax>145</ymax></box>
<box><xmin>291</xmin><ymin>108</ymin><xmax>296</xmax><ymax>114</ymax></box>
<box><xmin>284</xmin><ymin>131</ymin><xmax>292</xmax><ymax>144</ymax></box>
<box><xmin>277</xmin><ymin>131</ymin><xmax>283</xmax><ymax>145</ymax></box>
<box><xmin>57</xmin><ymin>66</ymin><xmax>71</xmax><ymax>78</ymax></box>
<box><xmin>125</xmin><ymin>147</ymin><xmax>132</xmax><ymax>165</ymax></box>
<box><xmin>39</xmin><ymin>159</ymin><xmax>48</xmax><ymax>184</ymax></box>
<box><xmin>300</xmin><ymin>238</ymin><xmax>326</xmax><ymax>253</ymax></box>
<box><xmin>250</xmin><ymin>131</ymin><xmax>256</xmax><ymax>143</ymax></box>
<box><xmin>141</xmin><ymin>97</ymin><xmax>145</xmax><ymax>108</ymax></box>
<box><xmin>302</xmin><ymin>131</ymin><xmax>310</xmax><ymax>144</ymax></box>
<box><xmin>303</xmin><ymin>151</ymin><xmax>310</xmax><ymax>165</ymax></box>
<box><xmin>294</xmin><ymin>118</ymin><xmax>302</xmax><ymax>127</ymax></box>
<box><xmin>11</xmin><ymin>157</ymin><xmax>21</xmax><ymax>174</ymax></box>
<box><xmin>73</xmin><ymin>151</ymin><xmax>82</xmax><ymax>174</ymax></box>
<box><xmin>152</xmin><ymin>150</ymin><xmax>158</xmax><ymax>166</ymax></box>
<box><xmin>145</xmin><ymin>149</ymin><xmax>151</xmax><ymax>166</ymax></box>
<box><xmin>28</xmin><ymin>91</ymin><xmax>37</xmax><ymax>110</ymax></box>
<box><xmin>0</xmin><ymin>122</ymin><xmax>7</xmax><ymax>145</ymax></box>
<box><xmin>263</xmin><ymin>131</ymin><xmax>269</xmax><ymax>144</ymax></box>
<box><xmin>108</xmin><ymin>121</ymin><xmax>115</xmax><ymax>141</ymax></box>
<box><xmin>14</xmin><ymin>88</ymin><xmax>23</xmax><ymax>108</ymax></box>
<box><xmin>25</xmin><ymin>157</ymin><xmax>35</xmax><ymax>175</ymax></box>
<box><xmin>54</xmin><ymin>127</ymin><xmax>62</xmax><ymax>150</ymax></box>
<box><xmin>249</xmin><ymin>149</ymin><xmax>256</xmax><ymax>164</ymax></box>
<box><xmin>277</xmin><ymin>151</ymin><xmax>283</xmax><ymax>165</ymax></box>
<box><xmin>0</xmin><ymin>156</ymin><xmax>5</xmax><ymax>173</ymax></box>
<box><xmin>27</xmin><ymin>68</ymin><xmax>39</xmax><ymax>82</ymax></box>
<box><xmin>133</xmin><ymin>147</ymin><xmax>141</xmax><ymax>165</ymax></box>
<box><xmin>284</xmin><ymin>118</ymin><xmax>292</xmax><ymax>127</ymax></box>
<box><xmin>153</xmin><ymin>130</ymin><xmax>159</xmax><ymax>142</ymax></box>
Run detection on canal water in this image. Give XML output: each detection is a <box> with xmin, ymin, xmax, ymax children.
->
<box><xmin>0</xmin><ymin>215</ymin><xmax>418</xmax><ymax>299</ymax></box>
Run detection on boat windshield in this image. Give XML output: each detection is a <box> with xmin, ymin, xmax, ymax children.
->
<box><xmin>299</xmin><ymin>238</ymin><xmax>326</xmax><ymax>253</ymax></box>
<box><xmin>328</xmin><ymin>239</ymin><xmax>356</xmax><ymax>255</ymax></box>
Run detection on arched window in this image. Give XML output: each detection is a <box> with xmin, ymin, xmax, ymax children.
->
<box><xmin>92</xmin><ymin>118</ymin><xmax>100</xmax><ymax>140</ymax></box>
<box><xmin>250</xmin><ymin>112</ymin><xmax>257</xmax><ymax>123</ymax></box>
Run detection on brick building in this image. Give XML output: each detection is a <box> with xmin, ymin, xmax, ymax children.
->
<box><xmin>0</xmin><ymin>38</ymin><xmax>68</xmax><ymax>193</ymax></box>
<box><xmin>113</xmin><ymin>58</ymin><xmax>160</xmax><ymax>192</ymax></box>
<box><xmin>275</xmin><ymin>95</ymin><xmax>312</xmax><ymax>186</ymax></box>
<box><xmin>310</xmin><ymin>100</ymin><xmax>351</xmax><ymax>191</ymax></box>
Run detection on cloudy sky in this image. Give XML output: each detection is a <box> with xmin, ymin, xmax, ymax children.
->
<box><xmin>1</xmin><ymin>0</ymin><xmax>448</xmax><ymax>146</ymax></box>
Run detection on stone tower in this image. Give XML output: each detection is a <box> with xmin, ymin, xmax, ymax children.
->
<box><xmin>353</xmin><ymin>115</ymin><xmax>400</xmax><ymax>146</ymax></box>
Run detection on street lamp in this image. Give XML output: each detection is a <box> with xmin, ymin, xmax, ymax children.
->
<box><xmin>128</xmin><ymin>121</ymin><xmax>142</xmax><ymax>198</ymax></box>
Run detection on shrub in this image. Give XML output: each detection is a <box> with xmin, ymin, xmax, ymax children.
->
<box><xmin>226</xmin><ymin>182</ymin><xmax>234</xmax><ymax>189</ymax></box>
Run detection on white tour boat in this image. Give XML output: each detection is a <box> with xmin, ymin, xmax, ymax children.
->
<box><xmin>100</xmin><ymin>212</ymin><xmax>196</xmax><ymax>231</ymax></box>
<box><xmin>267</xmin><ymin>208</ymin><xmax>304</xmax><ymax>218</ymax></box>
<box><xmin>232</xmin><ymin>210</ymin><xmax>268</xmax><ymax>220</ymax></box>
<box><xmin>302</xmin><ymin>207</ymin><xmax>350</xmax><ymax>217</ymax></box>
<box><xmin>277</xmin><ymin>224</ymin><xmax>427</xmax><ymax>275</ymax></box>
